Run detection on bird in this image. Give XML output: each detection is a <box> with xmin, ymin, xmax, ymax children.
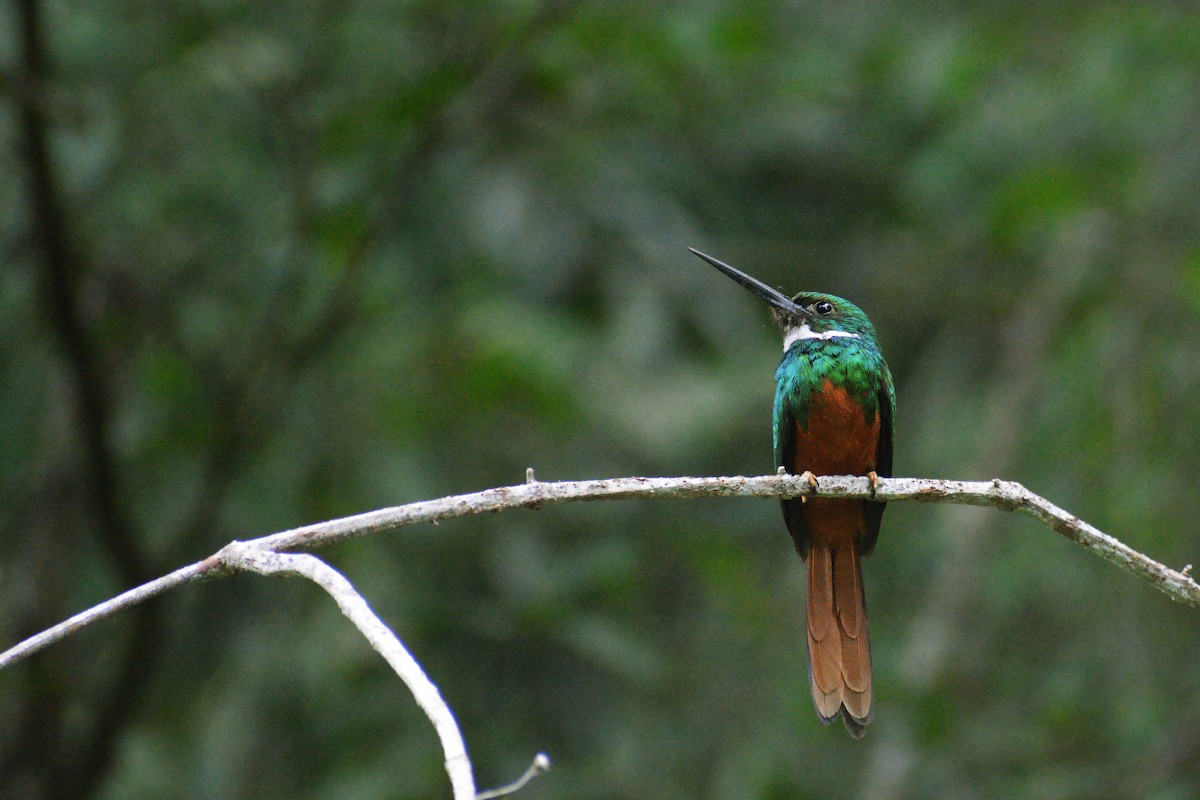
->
<box><xmin>691</xmin><ymin>248</ymin><xmax>894</xmax><ymax>738</ymax></box>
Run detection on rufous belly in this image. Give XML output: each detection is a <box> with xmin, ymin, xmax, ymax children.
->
<box><xmin>793</xmin><ymin>379</ymin><xmax>881</xmax><ymax>544</ymax></box>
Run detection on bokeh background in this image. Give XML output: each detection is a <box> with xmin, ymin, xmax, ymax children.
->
<box><xmin>4</xmin><ymin>2</ymin><xmax>1200</xmax><ymax>798</ymax></box>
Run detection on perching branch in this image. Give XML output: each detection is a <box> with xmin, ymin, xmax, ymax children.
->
<box><xmin>4</xmin><ymin>472</ymin><xmax>1197</xmax><ymax>671</ymax></box>
<box><xmin>2</xmin><ymin>472</ymin><xmax>1196</xmax><ymax>796</ymax></box>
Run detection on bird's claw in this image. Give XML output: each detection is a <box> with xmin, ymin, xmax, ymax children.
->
<box><xmin>867</xmin><ymin>470</ymin><xmax>879</xmax><ymax>499</ymax></box>
<box><xmin>799</xmin><ymin>470</ymin><xmax>818</xmax><ymax>503</ymax></box>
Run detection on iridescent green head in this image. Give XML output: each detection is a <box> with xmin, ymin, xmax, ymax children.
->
<box><xmin>689</xmin><ymin>249</ymin><xmax>880</xmax><ymax>351</ymax></box>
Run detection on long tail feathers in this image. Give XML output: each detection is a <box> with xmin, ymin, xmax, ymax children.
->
<box><xmin>807</xmin><ymin>541</ymin><xmax>872</xmax><ymax>737</ymax></box>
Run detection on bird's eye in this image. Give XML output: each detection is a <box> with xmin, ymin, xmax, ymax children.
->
<box><xmin>814</xmin><ymin>301</ymin><xmax>834</xmax><ymax>316</ymax></box>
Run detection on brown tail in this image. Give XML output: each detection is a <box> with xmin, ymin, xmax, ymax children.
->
<box><xmin>806</xmin><ymin>540</ymin><xmax>872</xmax><ymax>737</ymax></box>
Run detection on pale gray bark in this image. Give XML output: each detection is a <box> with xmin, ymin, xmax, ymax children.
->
<box><xmin>2</xmin><ymin>472</ymin><xmax>1194</xmax><ymax>798</ymax></box>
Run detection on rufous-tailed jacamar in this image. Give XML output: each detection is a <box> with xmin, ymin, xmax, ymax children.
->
<box><xmin>692</xmin><ymin>248</ymin><xmax>894</xmax><ymax>738</ymax></box>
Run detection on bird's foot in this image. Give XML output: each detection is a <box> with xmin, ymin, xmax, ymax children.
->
<box><xmin>798</xmin><ymin>470</ymin><xmax>818</xmax><ymax>503</ymax></box>
<box><xmin>867</xmin><ymin>470</ymin><xmax>879</xmax><ymax>498</ymax></box>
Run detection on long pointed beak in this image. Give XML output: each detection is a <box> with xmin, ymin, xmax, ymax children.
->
<box><xmin>688</xmin><ymin>248</ymin><xmax>805</xmax><ymax>317</ymax></box>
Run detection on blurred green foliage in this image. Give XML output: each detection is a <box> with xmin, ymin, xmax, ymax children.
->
<box><xmin>4</xmin><ymin>1</ymin><xmax>1200</xmax><ymax>798</ymax></box>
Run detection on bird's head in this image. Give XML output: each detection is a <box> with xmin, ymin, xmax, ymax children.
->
<box><xmin>689</xmin><ymin>249</ymin><xmax>877</xmax><ymax>352</ymax></box>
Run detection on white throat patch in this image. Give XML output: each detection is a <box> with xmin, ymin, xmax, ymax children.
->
<box><xmin>783</xmin><ymin>323</ymin><xmax>860</xmax><ymax>352</ymax></box>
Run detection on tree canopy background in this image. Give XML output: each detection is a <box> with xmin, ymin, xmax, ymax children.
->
<box><xmin>4</xmin><ymin>2</ymin><xmax>1200</xmax><ymax>798</ymax></box>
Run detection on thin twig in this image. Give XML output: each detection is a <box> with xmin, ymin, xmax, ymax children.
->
<box><xmin>477</xmin><ymin>753</ymin><xmax>552</xmax><ymax>800</ymax></box>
